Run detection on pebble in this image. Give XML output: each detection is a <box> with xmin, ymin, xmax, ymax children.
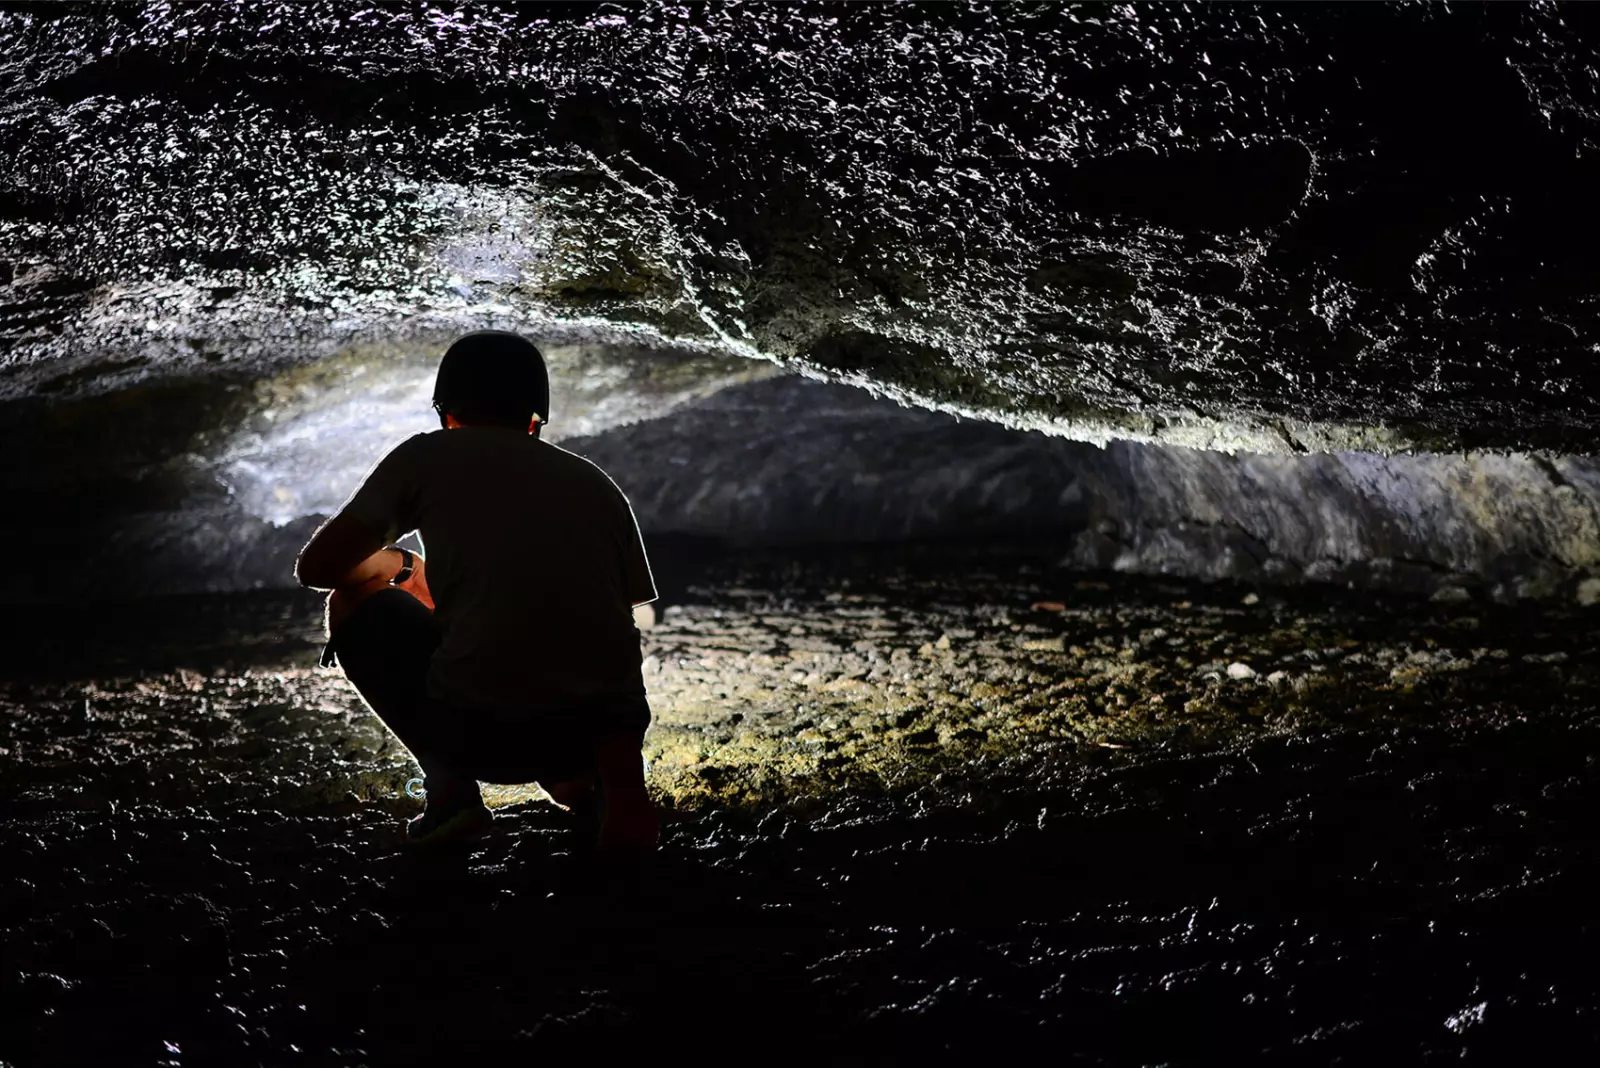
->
<box><xmin>7</xmin><ymin>550</ymin><xmax>1600</xmax><ymax>1066</ymax></box>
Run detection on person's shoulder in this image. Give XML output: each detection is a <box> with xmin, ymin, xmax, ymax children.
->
<box><xmin>383</xmin><ymin>429</ymin><xmax>446</xmax><ymax>463</ymax></box>
<box><xmin>386</xmin><ymin>429</ymin><xmax>444</xmax><ymax>449</ymax></box>
<box><xmin>541</xmin><ymin>442</ymin><xmax>627</xmax><ymax>491</ymax></box>
<box><xmin>541</xmin><ymin>441</ymin><xmax>608</xmax><ymax>473</ymax></box>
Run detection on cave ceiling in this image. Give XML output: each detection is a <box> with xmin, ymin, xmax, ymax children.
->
<box><xmin>3</xmin><ymin>1</ymin><xmax>1600</xmax><ymax>453</ymax></box>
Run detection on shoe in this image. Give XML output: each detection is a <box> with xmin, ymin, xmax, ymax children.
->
<box><xmin>406</xmin><ymin>796</ymin><xmax>494</xmax><ymax>847</ymax></box>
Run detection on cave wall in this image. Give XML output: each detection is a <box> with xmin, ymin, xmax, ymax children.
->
<box><xmin>4</xmin><ymin>3</ymin><xmax>1600</xmax><ymax>453</ymax></box>
<box><xmin>1060</xmin><ymin>445</ymin><xmax>1600</xmax><ymax>604</ymax></box>
<box><xmin>567</xmin><ymin>379</ymin><xmax>1600</xmax><ymax>606</ymax></box>
<box><xmin>0</xmin><ymin>338</ymin><xmax>768</xmax><ymax>602</ymax></box>
<box><xmin>4</xmin><ymin>4</ymin><xmax>1600</xmax><ymax>604</ymax></box>
<box><xmin>8</xmin><ymin>369</ymin><xmax>1598</xmax><ymax>606</ymax></box>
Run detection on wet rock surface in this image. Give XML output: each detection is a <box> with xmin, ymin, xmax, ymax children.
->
<box><xmin>4</xmin><ymin>545</ymin><xmax>1599</xmax><ymax>1062</ymax></box>
<box><xmin>0</xmin><ymin>339</ymin><xmax>769</xmax><ymax>602</ymax></box>
<box><xmin>15</xmin><ymin>371</ymin><xmax>1600</xmax><ymax>606</ymax></box>
<box><xmin>4</xmin><ymin>3</ymin><xmax>1600</xmax><ymax>451</ymax></box>
<box><xmin>576</xmin><ymin>377</ymin><xmax>1600</xmax><ymax>603</ymax></box>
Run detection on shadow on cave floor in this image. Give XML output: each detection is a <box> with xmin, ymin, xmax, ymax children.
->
<box><xmin>3</xmin><ymin>542</ymin><xmax>1600</xmax><ymax>1064</ymax></box>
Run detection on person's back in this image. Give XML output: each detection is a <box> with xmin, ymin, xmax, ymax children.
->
<box><xmin>342</xmin><ymin>426</ymin><xmax>655</xmax><ymax>708</ymax></box>
<box><xmin>295</xmin><ymin>331</ymin><xmax>659</xmax><ymax>850</ymax></box>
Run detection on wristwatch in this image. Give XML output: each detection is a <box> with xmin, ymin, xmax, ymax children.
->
<box><xmin>388</xmin><ymin>546</ymin><xmax>415</xmax><ymax>586</ymax></box>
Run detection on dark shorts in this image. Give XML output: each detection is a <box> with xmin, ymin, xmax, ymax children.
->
<box><xmin>328</xmin><ymin>588</ymin><xmax>650</xmax><ymax>784</ymax></box>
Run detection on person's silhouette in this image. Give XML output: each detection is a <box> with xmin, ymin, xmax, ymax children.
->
<box><xmin>296</xmin><ymin>331</ymin><xmax>659</xmax><ymax>850</ymax></box>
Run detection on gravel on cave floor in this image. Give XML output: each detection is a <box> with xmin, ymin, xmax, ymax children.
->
<box><xmin>3</xmin><ymin>544</ymin><xmax>1598</xmax><ymax>1064</ymax></box>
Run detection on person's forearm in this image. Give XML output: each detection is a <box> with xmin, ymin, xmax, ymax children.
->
<box><xmin>336</xmin><ymin>547</ymin><xmax>408</xmax><ymax>590</ymax></box>
<box><xmin>295</xmin><ymin>513</ymin><xmax>389</xmax><ymax>590</ymax></box>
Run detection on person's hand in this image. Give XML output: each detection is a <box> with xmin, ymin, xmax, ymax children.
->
<box><xmin>394</xmin><ymin>553</ymin><xmax>434</xmax><ymax>611</ymax></box>
<box><xmin>325</xmin><ymin>551</ymin><xmax>433</xmax><ymax>633</ymax></box>
<box><xmin>326</xmin><ymin>577</ymin><xmax>385</xmax><ymax>633</ymax></box>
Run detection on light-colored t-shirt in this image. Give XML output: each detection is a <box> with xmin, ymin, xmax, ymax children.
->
<box><xmin>339</xmin><ymin>427</ymin><xmax>657</xmax><ymax>708</ymax></box>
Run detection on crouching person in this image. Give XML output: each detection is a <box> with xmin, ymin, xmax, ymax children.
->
<box><xmin>295</xmin><ymin>331</ymin><xmax>659</xmax><ymax>851</ymax></box>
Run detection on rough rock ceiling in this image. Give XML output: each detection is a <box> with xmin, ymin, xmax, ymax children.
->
<box><xmin>3</xmin><ymin>2</ymin><xmax>1600</xmax><ymax>452</ymax></box>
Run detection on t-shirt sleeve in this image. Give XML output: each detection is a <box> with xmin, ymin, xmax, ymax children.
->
<box><xmin>613</xmin><ymin>486</ymin><xmax>658</xmax><ymax>606</ymax></box>
<box><xmin>338</xmin><ymin>435</ymin><xmax>425</xmax><ymax>543</ymax></box>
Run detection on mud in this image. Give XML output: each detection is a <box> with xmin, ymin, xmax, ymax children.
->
<box><xmin>4</xmin><ymin>544</ymin><xmax>1599</xmax><ymax>1063</ymax></box>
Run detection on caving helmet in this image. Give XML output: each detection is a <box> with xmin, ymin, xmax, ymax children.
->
<box><xmin>431</xmin><ymin>330</ymin><xmax>550</xmax><ymax>432</ymax></box>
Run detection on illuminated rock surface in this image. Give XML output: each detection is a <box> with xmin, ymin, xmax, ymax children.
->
<box><xmin>9</xmin><ymin>370</ymin><xmax>1600</xmax><ymax>604</ymax></box>
<box><xmin>5</xmin><ymin>4</ymin><xmax>1600</xmax><ymax>1061</ymax></box>
<box><xmin>0</xmin><ymin>337</ymin><xmax>769</xmax><ymax>600</ymax></box>
<box><xmin>4</xmin><ymin>550</ymin><xmax>1599</xmax><ymax>1061</ymax></box>
<box><xmin>4</xmin><ymin>2</ymin><xmax>1600</xmax><ymax>451</ymax></box>
<box><xmin>574</xmin><ymin>377</ymin><xmax>1600</xmax><ymax>603</ymax></box>
<box><xmin>5</xmin><ymin>1</ymin><xmax>1600</xmax><ymax>604</ymax></box>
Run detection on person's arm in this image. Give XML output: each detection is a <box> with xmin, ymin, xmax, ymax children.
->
<box><xmin>297</xmin><ymin>513</ymin><xmax>433</xmax><ymax>604</ymax></box>
<box><xmin>305</xmin><ymin>525</ymin><xmax>433</xmax><ymax>632</ymax></box>
<box><xmin>295</xmin><ymin>513</ymin><xmax>394</xmax><ymax>591</ymax></box>
<box><xmin>295</xmin><ymin>436</ymin><xmax>425</xmax><ymax>592</ymax></box>
<box><xmin>610</xmin><ymin>482</ymin><xmax>658</xmax><ymax>609</ymax></box>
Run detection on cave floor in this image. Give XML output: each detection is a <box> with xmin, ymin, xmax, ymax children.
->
<box><xmin>4</xmin><ymin>545</ymin><xmax>1599</xmax><ymax>1064</ymax></box>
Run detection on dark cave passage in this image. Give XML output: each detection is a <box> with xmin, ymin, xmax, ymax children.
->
<box><xmin>6</xmin><ymin>2</ymin><xmax>1600</xmax><ymax>1064</ymax></box>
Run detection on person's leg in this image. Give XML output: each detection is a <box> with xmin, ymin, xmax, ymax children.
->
<box><xmin>541</xmin><ymin>774</ymin><xmax>603</xmax><ymax>850</ymax></box>
<box><xmin>543</xmin><ymin>777</ymin><xmax>596</xmax><ymax>809</ymax></box>
<box><xmin>594</xmin><ymin>730</ymin><xmax>657</xmax><ymax>851</ymax></box>
<box><xmin>520</xmin><ymin>698</ymin><xmax>655</xmax><ymax>851</ymax></box>
<box><xmin>453</xmin><ymin>698</ymin><xmax>656</xmax><ymax>851</ymax></box>
<box><xmin>328</xmin><ymin>588</ymin><xmax>486</xmax><ymax>831</ymax></box>
<box><xmin>483</xmin><ymin>723</ymin><xmax>599</xmax><ymax>848</ymax></box>
<box><xmin>499</xmin><ymin>716</ymin><xmax>650</xmax><ymax>851</ymax></box>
